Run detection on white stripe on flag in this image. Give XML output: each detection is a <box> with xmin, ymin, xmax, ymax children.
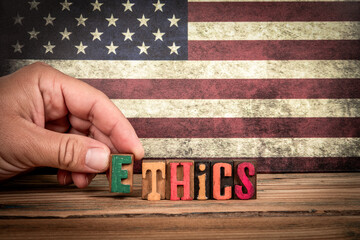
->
<box><xmin>112</xmin><ymin>99</ymin><xmax>360</xmax><ymax>118</ymax></box>
<box><xmin>141</xmin><ymin>138</ymin><xmax>360</xmax><ymax>158</ymax></box>
<box><xmin>188</xmin><ymin>22</ymin><xmax>360</xmax><ymax>40</ymax></box>
<box><xmin>7</xmin><ymin>60</ymin><xmax>360</xmax><ymax>79</ymax></box>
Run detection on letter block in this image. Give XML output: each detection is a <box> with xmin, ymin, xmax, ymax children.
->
<box><xmin>212</xmin><ymin>161</ymin><xmax>233</xmax><ymax>200</ymax></box>
<box><xmin>109</xmin><ymin>154</ymin><xmax>133</xmax><ymax>194</ymax></box>
<box><xmin>142</xmin><ymin>160</ymin><xmax>166</xmax><ymax>200</ymax></box>
<box><xmin>234</xmin><ymin>160</ymin><xmax>257</xmax><ymax>200</ymax></box>
<box><xmin>194</xmin><ymin>161</ymin><xmax>211</xmax><ymax>200</ymax></box>
<box><xmin>166</xmin><ymin>160</ymin><xmax>194</xmax><ymax>200</ymax></box>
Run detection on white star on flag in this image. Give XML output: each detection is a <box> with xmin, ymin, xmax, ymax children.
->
<box><xmin>75</xmin><ymin>42</ymin><xmax>88</xmax><ymax>54</ymax></box>
<box><xmin>91</xmin><ymin>0</ymin><xmax>103</xmax><ymax>11</ymax></box>
<box><xmin>122</xmin><ymin>28</ymin><xmax>135</xmax><ymax>41</ymax></box>
<box><xmin>137</xmin><ymin>42</ymin><xmax>150</xmax><ymax>55</ymax></box>
<box><xmin>106</xmin><ymin>41</ymin><xmax>118</xmax><ymax>54</ymax></box>
<box><xmin>123</xmin><ymin>0</ymin><xmax>135</xmax><ymax>12</ymax></box>
<box><xmin>75</xmin><ymin>14</ymin><xmax>87</xmax><ymax>26</ymax></box>
<box><xmin>153</xmin><ymin>29</ymin><xmax>165</xmax><ymax>41</ymax></box>
<box><xmin>12</xmin><ymin>41</ymin><xmax>24</xmax><ymax>53</ymax></box>
<box><xmin>28</xmin><ymin>0</ymin><xmax>40</xmax><ymax>10</ymax></box>
<box><xmin>60</xmin><ymin>0</ymin><xmax>72</xmax><ymax>11</ymax></box>
<box><xmin>106</xmin><ymin>14</ymin><xmax>118</xmax><ymax>27</ymax></box>
<box><xmin>90</xmin><ymin>28</ymin><xmax>103</xmax><ymax>41</ymax></box>
<box><xmin>60</xmin><ymin>28</ymin><xmax>72</xmax><ymax>40</ymax></box>
<box><xmin>28</xmin><ymin>28</ymin><xmax>40</xmax><ymax>40</ymax></box>
<box><xmin>43</xmin><ymin>13</ymin><xmax>55</xmax><ymax>26</ymax></box>
<box><xmin>137</xmin><ymin>14</ymin><xmax>150</xmax><ymax>27</ymax></box>
<box><xmin>13</xmin><ymin>13</ymin><xmax>24</xmax><ymax>25</ymax></box>
<box><xmin>168</xmin><ymin>14</ymin><xmax>180</xmax><ymax>27</ymax></box>
<box><xmin>153</xmin><ymin>0</ymin><xmax>165</xmax><ymax>12</ymax></box>
<box><xmin>168</xmin><ymin>42</ymin><xmax>180</xmax><ymax>55</ymax></box>
<box><xmin>43</xmin><ymin>41</ymin><xmax>55</xmax><ymax>54</ymax></box>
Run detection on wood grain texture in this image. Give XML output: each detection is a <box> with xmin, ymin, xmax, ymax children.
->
<box><xmin>1</xmin><ymin>173</ymin><xmax>359</xmax><ymax>217</ymax></box>
<box><xmin>1</xmin><ymin>217</ymin><xmax>359</xmax><ymax>240</ymax></box>
<box><xmin>0</xmin><ymin>173</ymin><xmax>359</xmax><ymax>239</ymax></box>
<box><xmin>142</xmin><ymin>160</ymin><xmax>166</xmax><ymax>200</ymax></box>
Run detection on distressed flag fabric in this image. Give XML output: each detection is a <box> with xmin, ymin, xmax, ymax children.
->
<box><xmin>0</xmin><ymin>0</ymin><xmax>359</xmax><ymax>173</ymax></box>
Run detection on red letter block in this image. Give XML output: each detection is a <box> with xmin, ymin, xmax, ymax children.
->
<box><xmin>234</xmin><ymin>160</ymin><xmax>257</xmax><ymax>200</ymax></box>
<box><xmin>166</xmin><ymin>160</ymin><xmax>194</xmax><ymax>200</ymax></box>
<box><xmin>212</xmin><ymin>162</ymin><xmax>233</xmax><ymax>200</ymax></box>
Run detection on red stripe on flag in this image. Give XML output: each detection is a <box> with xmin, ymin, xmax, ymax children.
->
<box><xmin>83</xmin><ymin>79</ymin><xmax>360</xmax><ymax>99</ymax></box>
<box><xmin>188</xmin><ymin>2</ymin><xmax>360</xmax><ymax>22</ymax></box>
<box><xmin>129</xmin><ymin>118</ymin><xmax>360</xmax><ymax>138</ymax></box>
<box><xmin>134</xmin><ymin>157</ymin><xmax>360</xmax><ymax>173</ymax></box>
<box><xmin>188</xmin><ymin>40</ymin><xmax>360</xmax><ymax>60</ymax></box>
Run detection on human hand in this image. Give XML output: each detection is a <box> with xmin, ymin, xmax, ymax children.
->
<box><xmin>0</xmin><ymin>62</ymin><xmax>144</xmax><ymax>187</ymax></box>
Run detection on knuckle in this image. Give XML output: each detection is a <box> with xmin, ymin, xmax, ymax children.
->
<box><xmin>29</xmin><ymin>61</ymin><xmax>50</xmax><ymax>70</ymax></box>
<box><xmin>25</xmin><ymin>62</ymin><xmax>52</xmax><ymax>78</ymax></box>
<box><xmin>58</xmin><ymin>136</ymin><xmax>82</xmax><ymax>170</ymax></box>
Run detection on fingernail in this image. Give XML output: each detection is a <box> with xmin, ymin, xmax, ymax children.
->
<box><xmin>85</xmin><ymin>148</ymin><xmax>109</xmax><ymax>171</ymax></box>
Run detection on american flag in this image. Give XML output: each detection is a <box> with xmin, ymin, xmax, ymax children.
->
<box><xmin>1</xmin><ymin>0</ymin><xmax>359</xmax><ymax>173</ymax></box>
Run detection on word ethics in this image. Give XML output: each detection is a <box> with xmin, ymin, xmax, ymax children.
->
<box><xmin>109</xmin><ymin>155</ymin><xmax>257</xmax><ymax>201</ymax></box>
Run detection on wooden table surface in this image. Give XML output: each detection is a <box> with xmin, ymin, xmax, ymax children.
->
<box><xmin>1</xmin><ymin>173</ymin><xmax>359</xmax><ymax>239</ymax></box>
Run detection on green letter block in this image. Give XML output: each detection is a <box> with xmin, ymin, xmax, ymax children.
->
<box><xmin>110</xmin><ymin>154</ymin><xmax>133</xmax><ymax>194</ymax></box>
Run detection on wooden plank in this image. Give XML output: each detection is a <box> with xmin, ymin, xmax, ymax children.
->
<box><xmin>1</xmin><ymin>217</ymin><xmax>359</xmax><ymax>239</ymax></box>
<box><xmin>0</xmin><ymin>173</ymin><xmax>359</xmax><ymax>218</ymax></box>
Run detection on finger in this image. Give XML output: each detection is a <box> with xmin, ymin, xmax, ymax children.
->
<box><xmin>68</xmin><ymin>114</ymin><xmax>91</xmax><ymax>134</ymax></box>
<box><xmin>20</xmin><ymin>119</ymin><xmax>110</xmax><ymax>173</ymax></box>
<box><xmin>69</xmin><ymin>127</ymin><xmax>87</xmax><ymax>136</ymax></box>
<box><xmin>69</xmin><ymin>124</ymin><xmax>118</xmax><ymax>154</ymax></box>
<box><xmin>106</xmin><ymin>170</ymin><xmax>110</xmax><ymax>182</ymax></box>
<box><xmin>71</xmin><ymin>172</ymin><xmax>87</xmax><ymax>188</ymax></box>
<box><xmin>72</xmin><ymin>172</ymin><xmax>97</xmax><ymax>188</ymax></box>
<box><xmin>57</xmin><ymin>169</ymin><xmax>73</xmax><ymax>185</ymax></box>
<box><xmin>89</xmin><ymin>125</ymin><xmax>118</xmax><ymax>153</ymax></box>
<box><xmin>37</xmin><ymin>64</ymin><xmax>144</xmax><ymax>160</ymax></box>
<box><xmin>70</xmin><ymin>115</ymin><xmax>118</xmax><ymax>153</ymax></box>
<box><xmin>88</xmin><ymin>173</ymin><xmax>97</xmax><ymax>184</ymax></box>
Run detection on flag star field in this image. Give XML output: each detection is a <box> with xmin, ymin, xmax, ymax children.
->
<box><xmin>1</xmin><ymin>0</ymin><xmax>187</xmax><ymax>60</ymax></box>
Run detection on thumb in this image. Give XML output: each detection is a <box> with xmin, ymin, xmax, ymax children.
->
<box><xmin>23</xmin><ymin>124</ymin><xmax>110</xmax><ymax>173</ymax></box>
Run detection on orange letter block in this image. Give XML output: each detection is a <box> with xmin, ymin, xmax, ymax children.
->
<box><xmin>142</xmin><ymin>160</ymin><xmax>166</xmax><ymax>201</ymax></box>
<box><xmin>212</xmin><ymin>162</ymin><xmax>233</xmax><ymax>200</ymax></box>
